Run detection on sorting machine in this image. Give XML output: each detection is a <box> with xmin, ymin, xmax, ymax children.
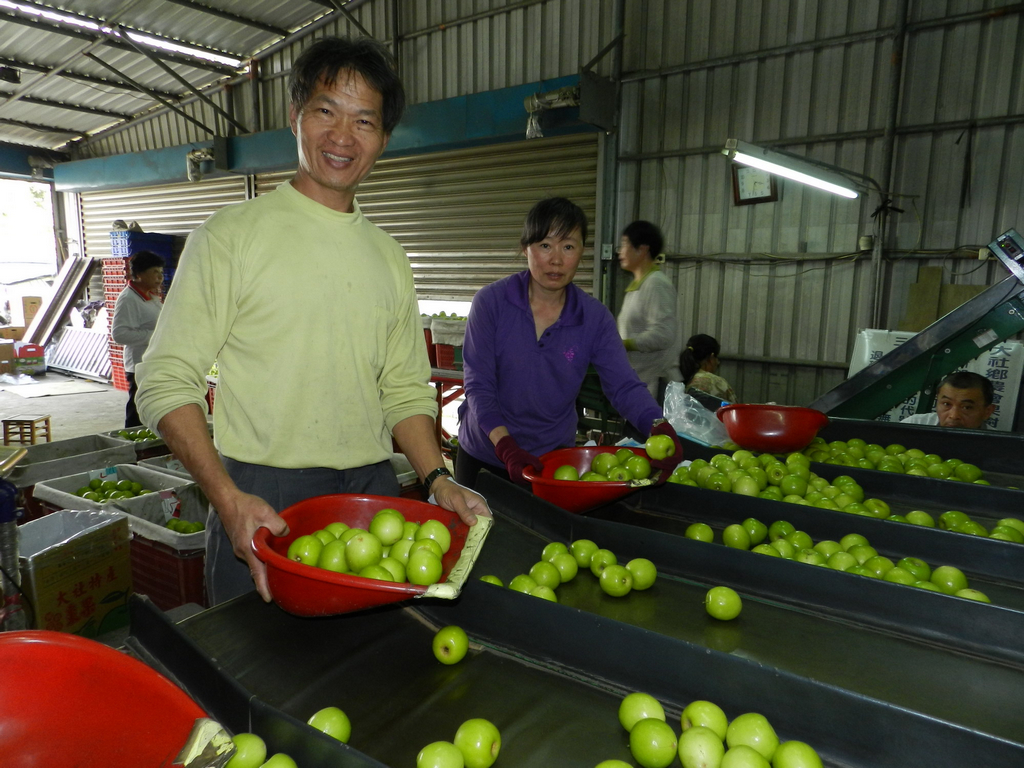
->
<box><xmin>126</xmin><ymin>472</ymin><xmax>1024</xmax><ymax>768</ymax></box>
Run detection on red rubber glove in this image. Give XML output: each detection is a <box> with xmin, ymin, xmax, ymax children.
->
<box><xmin>648</xmin><ymin>419</ymin><xmax>684</xmax><ymax>485</ymax></box>
<box><xmin>494</xmin><ymin>435</ymin><xmax>545</xmax><ymax>486</ymax></box>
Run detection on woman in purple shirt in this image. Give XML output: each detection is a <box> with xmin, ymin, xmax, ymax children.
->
<box><xmin>455</xmin><ymin>197</ymin><xmax>681</xmax><ymax>489</ymax></box>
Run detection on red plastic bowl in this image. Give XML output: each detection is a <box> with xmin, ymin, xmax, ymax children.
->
<box><xmin>0</xmin><ymin>630</ymin><xmax>206</xmax><ymax>768</ymax></box>
<box><xmin>717</xmin><ymin>404</ymin><xmax>829</xmax><ymax>453</ymax></box>
<box><xmin>252</xmin><ymin>494</ymin><xmax>471</xmax><ymax>617</ymax></box>
<box><xmin>522</xmin><ymin>446</ymin><xmax>649</xmax><ymax>514</ymax></box>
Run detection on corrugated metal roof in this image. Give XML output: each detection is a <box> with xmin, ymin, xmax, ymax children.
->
<box><xmin>0</xmin><ymin>0</ymin><xmax>340</xmax><ymax>151</ymax></box>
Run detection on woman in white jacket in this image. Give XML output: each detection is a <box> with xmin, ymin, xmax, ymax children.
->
<box><xmin>616</xmin><ymin>220</ymin><xmax>681</xmax><ymax>399</ymax></box>
<box><xmin>111</xmin><ymin>250</ymin><xmax>164</xmax><ymax>427</ymax></box>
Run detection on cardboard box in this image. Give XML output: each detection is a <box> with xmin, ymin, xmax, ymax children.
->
<box><xmin>13</xmin><ymin>342</ymin><xmax>45</xmax><ymax>375</ymax></box>
<box><xmin>18</xmin><ymin>510</ymin><xmax>132</xmax><ymax>637</ymax></box>
<box><xmin>0</xmin><ymin>339</ymin><xmax>13</xmax><ymax>374</ymax></box>
<box><xmin>22</xmin><ymin>296</ymin><xmax>42</xmax><ymax>325</ymax></box>
<box><xmin>0</xmin><ymin>326</ymin><xmax>26</xmax><ymax>340</ymax></box>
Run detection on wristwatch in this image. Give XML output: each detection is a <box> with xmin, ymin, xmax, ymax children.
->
<box><xmin>423</xmin><ymin>466</ymin><xmax>452</xmax><ymax>491</ymax></box>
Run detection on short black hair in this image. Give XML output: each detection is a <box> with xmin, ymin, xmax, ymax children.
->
<box><xmin>622</xmin><ymin>220</ymin><xmax>664</xmax><ymax>259</ymax></box>
<box><xmin>939</xmin><ymin>370</ymin><xmax>994</xmax><ymax>406</ymax></box>
<box><xmin>129</xmin><ymin>250</ymin><xmax>164</xmax><ymax>277</ymax></box>
<box><xmin>289</xmin><ymin>36</ymin><xmax>406</xmax><ymax>134</ymax></box>
<box><xmin>520</xmin><ymin>197</ymin><xmax>588</xmax><ymax>251</ymax></box>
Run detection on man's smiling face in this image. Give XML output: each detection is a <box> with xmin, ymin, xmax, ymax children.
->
<box><xmin>289</xmin><ymin>70</ymin><xmax>389</xmax><ymax>212</ymax></box>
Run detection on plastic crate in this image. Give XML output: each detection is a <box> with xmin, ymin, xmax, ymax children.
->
<box><xmin>435</xmin><ymin>344</ymin><xmax>463</xmax><ymax>371</ymax></box>
<box><xmin>112</xmin><ymin>366</ymin><xmax>129</xmax><ymax>392</ymax></box>
<box><xmin>109</xmin><ymin>231</ymin><xmax>177</xmax><ymax>261</ymax></box>
<box><xmin>102</xmin><ymin>256</ymin><xmax>130</xmax><ymax>272</ymax></box>
<box><xmin>162</xmin><ymin>267</ymin><xmax>175</xmax><ymax>293</ymax></box>
<box><xmin>130</xmin><ymin>535</ymin><xmax>207</xmax><ymax>611</ymax></box>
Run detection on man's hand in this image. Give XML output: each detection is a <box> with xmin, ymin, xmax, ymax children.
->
<box><xmin>218</xmin><ymin>489</ymin><xmax>289</xmax><ymax>602</ymax></box>
<box><xmin>431</xmin><ymin>476</ymin><xmax>491</xmax><ymax>526</ymax></box>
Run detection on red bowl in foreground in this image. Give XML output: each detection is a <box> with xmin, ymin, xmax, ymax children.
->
<box><xmin>522</xmin><ymin>446</ymin><xmax>649</xmax><ymax>514</ymax></box>
<box><xmin>0</xmin><ymin>631</ymin><xmax>206</xmax><ymax>768</ymax></box>
<box><xmin>717</xmin><ymin>404</ymin><xmax>829</xmax><ymax>453</ymax></box>
<box><xmin>252</xmin><ymin>494</ymin><xmax>484</xmax><ymax>617</ymax></box>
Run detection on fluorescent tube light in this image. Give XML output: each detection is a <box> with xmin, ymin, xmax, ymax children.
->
<box><xmin>723</xmin><ymin>139</ymin><xmax>861</xmax><ymax>199</ymax></box>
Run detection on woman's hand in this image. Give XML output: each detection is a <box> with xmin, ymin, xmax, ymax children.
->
<box><xmin>494</xmin><ymin>435</ymin><xmax>544</xmax><ymax>485</ymax></box>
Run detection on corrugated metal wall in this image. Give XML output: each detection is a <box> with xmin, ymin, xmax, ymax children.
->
<box><xmin>616</xmin><ymin>0</ymin><xmax>1024</xmax><ymax>405</ymax></box>
<box><xmin>69</xmin><ymin>1</ymin><xmax>1024</xmax><ymax>407</ymax></box>
<box><xmin>255</xmin><ymin>133</ymin><xmax>599</xmax><ymax>300</ymax></box>
<box><xmin>78</xmin><ymin>177</ymin><xmax>247</xmax><ymax>261</ymax></box>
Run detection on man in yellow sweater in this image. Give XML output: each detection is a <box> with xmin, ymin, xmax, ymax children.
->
<box><xmin>136</xmin><ymin>37</ymin><xmax>488</xmax><ymax>605</ymax></box>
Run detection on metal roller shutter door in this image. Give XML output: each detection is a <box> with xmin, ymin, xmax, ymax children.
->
<box><xmin>255</xmin><ymin>133</ymin><xmax>599</xmax><ymax>300</ymax></box>
<box><xmin>78</xmin><ymin>177</ymin><xmax>248</xmax><ymax>261</ymax></box>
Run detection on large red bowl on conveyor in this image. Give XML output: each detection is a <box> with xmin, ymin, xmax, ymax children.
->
<box><xmin>0</xmin><ymin>630</ymin><xmax>206</xmax><ymax>768</ymax></box>
<box><xmin>522</xmin><ymin>446</ymin><xmax>653</xmax><ymax>514</ymax></box>
<box><xmin>717</xmin><ymin>403</ymin><xmax>829</xmax><ymax>453</ymax></box>
<box><xmin>252</xmin><ymin>494</ymin><xmax>491</xmax><ymax>617</ymax></box>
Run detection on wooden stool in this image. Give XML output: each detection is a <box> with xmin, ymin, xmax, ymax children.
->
<box><xmin>2</xmin><ymin>414</ymin><xmax>52</xmax><ymax>445</ymax></box>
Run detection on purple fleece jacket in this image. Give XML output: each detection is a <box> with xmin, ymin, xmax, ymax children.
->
<box><xmin>458</xmin><ymin>271</ymin><xmax>663</xmax><ymax>469</ymax></box>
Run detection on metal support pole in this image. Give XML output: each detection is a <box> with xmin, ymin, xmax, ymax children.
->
<box><xmin>248</xmin><ymin>58</ymin><xmax>261</xmax><ymax>134</ymax></box>
<box><xmin>598</xmin><ymin>0</ymin><xmax>625</xmax><ymax>309</ymax></box>
<box><xmin>872</xmin><ymin>0</ymin><xmax>910</xmax><ymax>329</ymax></box>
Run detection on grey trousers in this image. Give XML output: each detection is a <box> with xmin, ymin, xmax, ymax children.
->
<box><xmin>205</xmin><ymin>457</ymin><xmax>401</xmax><ymax>606</ymax></box>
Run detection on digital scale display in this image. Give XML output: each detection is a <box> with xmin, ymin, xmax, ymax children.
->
<box><xmin>990</xmin><ymin>229</ymin><xmax>1024</xmax><ymax>284</ymax></box>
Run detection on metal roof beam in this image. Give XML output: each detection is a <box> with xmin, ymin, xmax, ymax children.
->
<box><xmin>117</xmin><ymin>24</ymin><xmax>248</xmax><ymax>134</ymax></box>
<box><xmin>331</xmin><ymin>1</ymin><xmax>373</xmax><ymax>39</ymax></box>
<box><xmin>83</xmin><ymin>51</ymin><xmax>216</xmax><ymax>136</ymax></box>
<box><xmin>160</xmin><ymin>0</ymin><xmax>289</xmax><ymax>37</ymax></box>
<box><xmin>0</xmin><ymin>116</ymin><xmax>83</xmax><ymax>137</ymax></box>
<box><xmin>0</xmin><ymin>54</ymin><xmax>177</xmax><ymax>99</ymax></box>
<box><xmin>0</xmin><ymin>7</ymin><xmax>238</xmax><ymax>75</ymax></box>
<box><xmin>8</xmin><ymin>94</ymin><xmax>133</xmax><ymax>120</ymax></box>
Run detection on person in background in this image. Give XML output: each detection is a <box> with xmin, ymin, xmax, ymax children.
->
<box><xmin>455</xmin><ymin>197</ymin><xmax>683</xmax><ymax>490</ymax></box>
<box><xmin>136</xmin><ymin>37</ymin><xmax>487</xmax><ymax>606</ymax></box>
<box><xmin>681</xmin><ymin>333</ymin><xmax>737</xmax><ymax>403</ymax></box>
<box><xmin>901</xmin><ymin>370</ymin><xmax>995</xmax><ymax>429</ymax></box>
<box><xmin>616</xmin><ymin>220</ymin><xmax>681</xmax><ymax>398</ymax></box>
<box><xmin>110</xmin><ymin>250</ymin><xmax>164</xmax><ymax>428</ymax></box>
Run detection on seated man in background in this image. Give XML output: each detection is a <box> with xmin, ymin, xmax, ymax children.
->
<box><xmin>901</xmin><ymin>371</ymin><xmax>996</xmax><ymax>429</ymax></box>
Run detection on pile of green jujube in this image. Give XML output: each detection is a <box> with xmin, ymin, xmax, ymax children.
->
<box><xmin>667</xmin><ymin>450</ymin><xmax>885</xmax><ymax>514</ymax></box>
<box><xmin>792</xmin><ymin>436</ymin><xmax>987</xmax><ymax>483</ymax></box>
<box><xmin>286</xmin><ymin>508</ymin><xmax>451</xmax><ymax>587</ymax></box>
<box><xmin>116</xmin><ymin>427</ymin><xmax>159</xmax><ymax>442</ymax></box>
<box><xmin>667</xmin><ymin>449</ymin><xmax>1024</xmax><ymax>544</ymax></box>
<box><xmin>165</xmin><ymin>518</ymin><xmax>205</xmax><ymax>534</ymax></box>
<box><xmin>73</xmin><ymin>477</ymin><xmax>154</xmax><ymax>503</ymax></box>
<box><xmin>685</xmin><ymin>515</ymin><xmax>992</xmax><ymax>603</ymax></box>
<box><xmin>479</xmin><ymin>539</ymin><xmax>658</xmax><ymax>602</ymax></box>
<box><xmin>604</xmin><ymin>692</ymin><xmax>823</xmax><ymax>768</ymax></box>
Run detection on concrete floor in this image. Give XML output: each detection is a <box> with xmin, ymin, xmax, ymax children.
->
<box><xmin>1</xmin><ymin>372</ymin><xmax>129</xmax><ymax>440</ymax></box>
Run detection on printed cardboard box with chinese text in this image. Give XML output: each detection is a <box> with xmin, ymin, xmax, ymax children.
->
<box><xmin>19</xmin><ymin>510</ymin><xmax>132</xmax><ymax>637</ymax></box>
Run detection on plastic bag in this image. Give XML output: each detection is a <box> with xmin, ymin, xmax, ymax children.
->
<box><xmin>663</xmin><ymin>382</ymin><xmax>730</xmax><ymax>446</ymax></box>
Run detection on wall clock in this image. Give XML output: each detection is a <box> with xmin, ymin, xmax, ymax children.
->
<box><xmin>732</xmin><ymin>165</ymin><xmax>778</xmax><ymax>205</ymax></box>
